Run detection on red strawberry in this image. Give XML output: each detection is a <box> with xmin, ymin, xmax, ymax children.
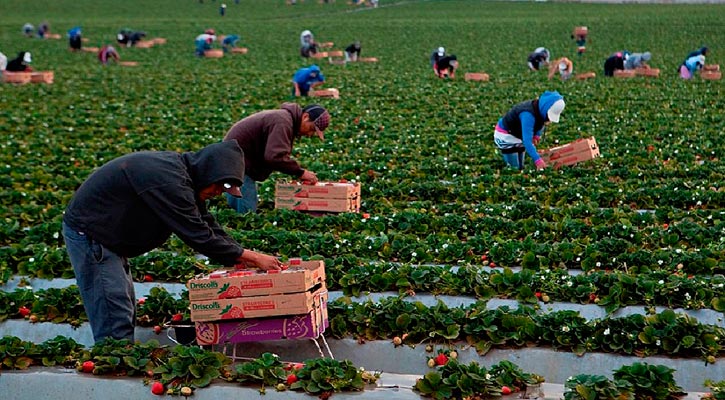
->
<box><xmin>82</xmin><ymin>360</ymin><xmax>95</xmax><ymax>373</ymax></box>
<box><xmin>502</xmin><ymin>386</ymin><xmax>512</xmax><ymax>395</ymax></box>
<box><xmin>151</xmin><ymin>381</ymin><xmax>165</xmax><ymax>395</ymax></box>
<box><xmin>362</xmin><ymin>213</ymin><xmax>370</xmax><ymax>219</ymax></box>
<box><xmin>663</xmin><ymin>223</ymin><xmax>669</xmax><ymax>230</ymax></box>
<box><xmin>481</xmin><ymin>254</ymin><xmax>488</xmax><ymax>261</ymax></box>
<box><xmin>489</xmin><ymin>262</ymin><xmax>496</xmax><ymax>267</ymax></box>
<box><xmin>221</xmin><ymin>306</ymin><xmax>244</xmax><ymax>320</ymax></box>
<box><xmin>218</xmin><ymin>285</ymin><xmax>242</xmax><ymax>299</ymax></box>
<box><xmin>137</xmin><ymin>297</ymin><xmax>146</xmax><ymax>305</ymax></box>
<box><xmin>434</xmin><ymin>353</ymin><xmax>448</xmax><ymax>366</ymax></box>
<box><xmin>589</xmin><ymin>293</ymin><xmax>597</xmax><ymax>302</ymax></box>
<box><xmin>171</xmin><ymin>313</ymin><xmax>183</xmax><ymax>322</ymax></box>
<box><xmin>18</xmin><ymin>306</ymin><xmax>31</xmax><ymax>317</ymax></box>
<box><xmin>286</xmin><ymin>374</ymin><xmax>298</xmax><ymax>385</ymax></box>
<box><xmin>535</xmin><ymin>292</ymin><xmax>542</xmax><ymax>299</ymax></box>
<box><xmin>144</xmin><ymin>274</ymin><xmax>154</xmax><ymax>282</ymax></box>
<box><xmin>153</xmin><ymin>325</ymin><xmax>162</xmax><ymax>334</ymax></box>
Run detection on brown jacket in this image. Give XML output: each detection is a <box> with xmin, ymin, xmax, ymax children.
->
<box><xmin>223</xmin><ymin>103</ymin><xmax>305</xmax><ymax>182</ymax></box>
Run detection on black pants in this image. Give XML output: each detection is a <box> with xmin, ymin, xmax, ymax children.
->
<box><xmin>603</xmin><ymin>56</ymin><xmax>624</xmax><ymax>77</ymax></box>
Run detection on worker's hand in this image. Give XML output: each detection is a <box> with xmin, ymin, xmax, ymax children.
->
<box><xmin>300</xmin><ymin>170</ymin><xmax>318</xmax><ymax>184</ymax></box>
<box><xmin>238</xmin><ymin>250</ymin><xmax>283</xmax><ymax>271</ymax></box>
<box><xmin>533</xmin><ymin>136</ymin><xmax>541</xmax><ymax>146</ymax></box>
<box><xmin>535</xmin><ymin>159</ymin><xmax>546</xmax><ymax>170</ymax></box>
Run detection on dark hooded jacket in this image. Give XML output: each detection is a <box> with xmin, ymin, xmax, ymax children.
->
<box><xmin>6</xmin><ymin>52</ymin><xmax>30</xmax><ymax>72</ymax></box>
<box><xmin>63</xmin><ymin>141</ymin><xmax>245</xmax><ymax>265</ymax></box>
<box><xmin>223</xmin><ymin>103</ymin><xmax>305</xmax><ymax>182</ymax></box>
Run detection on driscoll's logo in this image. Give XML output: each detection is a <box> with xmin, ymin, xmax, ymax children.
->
<box><xmin>190</xmin><ymin>281</ymin><xmax>219</xmax><ymax>289</ymax></box>
<box><xmin>192</xmin><ymin>302</ymin><xmax>221</xmax><ymax>310</ymax></box>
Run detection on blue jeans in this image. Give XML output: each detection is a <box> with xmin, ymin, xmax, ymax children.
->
<box><xmin>62</xmin><ymin>222</ymin><xmax>136</xmax><ymax>343</ymax></box>
<box><xmin>226</xmin><ymin>175</ymin><xmax>258</xmax><ymax>213</ymax></box>
<box><xmin>501</xmin><ymin>151</ymin><xmax>526</xmax><ymax>170</ymax></box>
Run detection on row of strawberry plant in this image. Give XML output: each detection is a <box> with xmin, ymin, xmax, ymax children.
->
<box><xmin>0</xmin><ymin>336</ymin><xmax>378</xmax><ymax>397</ymax></box>
<box><xmin>327</xmin><ymin>297</ymin><xmax>724</xmax><ymax>361</ymax></box>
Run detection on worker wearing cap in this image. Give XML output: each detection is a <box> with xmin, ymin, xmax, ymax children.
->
<box><xmin>430</xmin><ymin>46</ymin><xmax>445</xmax><ymax>74</ymax></box>
<box><xmin>62</xmin><ymin>141</ymin><xmax>283</xmax><ymax>343</ymax></box>
<box><xmin>292</xmin><ymin>64</ymin><xmax>325</xmax><ymax>97</ymax></box>
<box><xmin>223</xmin><ymin>103</ymin><xmax>330</xmax><ymax>213</ymax></box>
<box><xmin>493</xmin><ymin>91</ymin><xmax>566</xmax><ymax>170</ymax></box>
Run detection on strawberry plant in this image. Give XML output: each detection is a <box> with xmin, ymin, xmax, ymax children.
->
<box><xmin>153</xmin><ymin>344</ymin><xmax>230</xmax><ymax>389</ymax></box>
<box><xmin>287</xmin><ymin>357</ymin><xmax>378</xmax><ymax>396</ymax></box>
<box><xmin>230</xmin><ymin>352</ymin><xmax>287</xmax><ymax>387</ymax></box>
<box><xmin>564</xmin><ymin>374</ymin><xmax>633</xmax><ymax>400</ymax></box>
<box><xmin>612</xmin><ymin>363</ymin><xmax>685</xmax><ymax>400</ymax></box>
<box><xmin>703</xmin><ymin>380</ymin><xmax>725</xmax><ymax>400</ymax></box>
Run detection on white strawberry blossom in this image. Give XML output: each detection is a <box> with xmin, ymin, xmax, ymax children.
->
<box><xmin>604</xmin><ymin>328</ymin><xmax>610</xmax><ymax>335</ymax></box>
<box><xmin>561</xmin><ymin>326</ymin><xmax>570</xmax><ymax>332</ymax></box>
<box><xmin>658</xmin><ymin>280</ymin><xmax>664</xmax><ymax>284</ymax></box>
<box><xmin>29</xmin><ymin>258</ymin><xmax>35</xmax><ymax>262</ymax></box>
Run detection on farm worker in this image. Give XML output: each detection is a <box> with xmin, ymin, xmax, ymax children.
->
<box><xmin>22</xmin><ymin>23</ymin><xmax>35</xmax><ymax>37</ymax></box>
<box><xmin>548</xmin><ymin>57</ymin><xmax>573</xmax><ymax>80</ymax></box>
<box><xmin>223</xmin><ymin>103</ymin><xmax>330</xmax><ymax>213</ymax></box>
<box><xmin>527</xmin><ymin>47</ymin><xmax>550</xmax><ymax>71</ymax></box>
<box><xmin>221</xmin><ymin>34</ymin><xmax>240</xmax><ymax>52</ymax></box>
<box><xmin>68</xmin><ymin>26</ymin><xmax>82</xmax><ymax>51</ymax></box>
<box><xmin>300</xmin><ymin>30</ymin><xmax>314</xmax><ymax>48</ymax></box>
<box><xmin>345</xmin><ymin>41</ymin><xmax>361</xmax><ymax>62</ymax></box>
<box><xmin>572</xmin><ymin>30</ymin><xmax>587</xmax><ymax>57</ymax></box>
<box><xmin>680</xmin><ymin>54</ymin><xmax>705</xmax><ymax>80</ymax></box>
<box><xmin>292</xmin><ymin>64</ymin><xmax>325</xmax><ymax>97</ymax></box>
<box><xmin>680</xmin><ymin>46</ymin><xmax>707</xmax><ymax>78</ymax></box>
<box><xmin>603</xmin><ymin>51</ymin><xmax>627</xmax><ymax>77</ymax></box>
<box><xmin>195</xmin><ymin>32</ymin><xmax>216</xmax><ymax>56</ymax></box>
<box><xmin>62</xmin><ymin>141</ymin><xmax>284</xmax><ymax>343</ymax></box>
<box><xmin>98</xmin><ymin>45</ymin><xmax>120</xmax><ymax>65</ymax></box>
<box><xmin>118</xmin><ymin>30</ymin><xmax>147</xmax><ymax>47</ymax></box>
<box><xmin>5</xmin><ymin>51</ymin><xmax>33</xmax><ymax>72</ymax></box>
<box><xmin>220</xmin><ymin>3</ymin><xmax>227</xmax><ymax>16</ymax></box>
<box><xmin>624</xmin><ymin>52</ymin><xmax>651</xmax><ymax>70</ymax></box>
<box><xmin>430</xmin><ymin>47</ymin><xmax>445</xmax><ymax>74</ymax></box>
<box><xmin>493</xmin><ymin>91</ymin><xmax>565</xmax><ymax>170</ymax></box>
<box><xmin>435</xmin><ymin>54</ymin><xmax>459</xmax><ymax>79</ymax></box>
<box><xmin>685</xmin><ymin>46</ymin><xmax>708</xmax><ymax>60</ymax></box>
<box><xmin>37</xmin><ymin>22</ymin><xmax>49</xmax><ymax>39</ymax></box>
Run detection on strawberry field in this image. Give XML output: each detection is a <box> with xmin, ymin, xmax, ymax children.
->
<box><xmin>1</xmin><ymin>0</ymin><xmax>725</xmax><ymax>398</ymax></box>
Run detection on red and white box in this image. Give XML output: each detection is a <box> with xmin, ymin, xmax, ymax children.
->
<box><xmin>187</xmin><ymin>259</ymin><xmax>325</xmax><ymax>301</ymax></box>
<box><xmin>276</xmin><ymin>181</ymin><xmax>361</xmax><ymax>199</ymax></box>
<box><xmin>275</xmin><ymin>197</ymin><xmax>360</xmax><ymax>213</ymax></box>
<box><xmin>465</xmin><ymin>72</ymin><xmax>489</xmax><ymax>82</ymax></box>
<box><xmin>189</xmin><ymin>286</ymin><xmax>327</xmax><ymax>322</ymax></box>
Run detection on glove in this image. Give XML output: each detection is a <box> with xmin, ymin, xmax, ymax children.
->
<box><xmin>535</xmin><ymin>159</ymin><xmax>546</xmax><ymax>170</ymax></box>
<box><xmin>533</xmin><ymin>136</ymin><xmax>541</xmax><ymax>146</ymax></box>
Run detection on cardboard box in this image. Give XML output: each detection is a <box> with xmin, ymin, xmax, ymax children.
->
<box><xmin>614</xmin><ymin>70</ymin><xmax>636</xmax><ymax>78</ymax></box>
<box><xmin>575</xmin><ymin>72</ymin><xmax>596</xmax><ymax>80</ymax></box>
<box><xmin>204</xmin><ymin>49</ymin><xmax>224</xmax><ymax>58</ymax></box>
<box><xmin>703</xmin><ymin>64</ymin><xmax>720</xmax><ymax>72</ymax></box>
<box><xmin>312</xmin><ymin>88</ymin><xmax>340</xmax><ymax>98</ymax></box>
<box><xmin>701</xmin><ymin>71</ymin><xmax>722</xmax><ymax>80</ymax></box>
<box><xmin>310</xmin><ymin>51</ymin><xmax>329</xmax><ymax>58</ymax></box>
<box><xmin>135</xmin><ymin>40</ymin><xmax>156</xmax><ymax>48</ymax></box>
<box><xmin>45</xmin><ymin>33</ymin><xmax>61</xmax><ymax>39</ymax></box>
<box><xmin>635</xmin><ymin>68</ymin><xmax>660</xmax><ymax>77</ymax></box>
<box><xmin>2</xmin><ymin>72</ymin><xmax>32</xmax><ymax>84</ymax></box>
<box><xmin>231</xmin><ymin>47</ymin><xmax>248</xmax><ymax>54</ymax></box>
<box><xmin>188</xmin><ymin>259</ymin><xmax>325</xmax><ymax>301</ymax></box>
<box><xmin>465</xmin><ymin>72</ymin><xmax>489</xmax><ymax>82</ymax></box>
<box><xmin>276</xmin><ymin>181</ymin><xmax>361</xmax><ymax>199</ymax></box>
<box><xmin>194</xmin><ymin>293</ymin><xmax>329</xmax><ymax>344</ymax></box>
<box><xmin>30</xmin><ymin>71</ymin><xmax>54</xmax><ymax>84</ymax></box>
<box><xmin>119</xmin><ymin>61</ymin><xmax>139</xmax><ymax>67</ymax></box>
<box><xmin>539</xmin><ymin>138</ymin><xmax>601</xmax><ymax>168</ymax></box>
<box><xmin>81</xmin><ymin>47</ymin><xmax>100</xmax><ymax>53</ymax></box>
<box><xmin>327</xmin><ymin>50</ymin><xmax>344</xmax><ymax>57</ymax></box>
<box><xmin>190</xmin><ymin>286</ymin><xmax>326</xmax><ymax>322</ymax></box>
<box><xmin>151</xmin><ymin>37</ymin><xmax>167</xmax><ymax>45</ymax></box>
<box><xmin>358</xmin><ymin>57</ymin><xmax>378</xmax><ymax>62</ymax></box>
<box><xmin>275</xmin><ymin>196</ymin><xmax>360</xmax><ymax>213</ymax></box>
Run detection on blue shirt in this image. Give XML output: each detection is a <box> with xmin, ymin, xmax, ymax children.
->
<box><xmin>292</xmin><ymin>68</ymin><xmax>325</xmax><ymax>91</ymax></box>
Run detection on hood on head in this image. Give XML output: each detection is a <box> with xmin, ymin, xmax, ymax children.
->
<box><xmin>538</xmin><ymin>91</ymin><xmax>565</xmax><ymax>123</ymax></box>
<box><xmin>699</xmin><ymin>46</ymin><xmax>709</xmax><ymax>56</ymax></box>
<box><xmin>642</xmin><ymin>52</ymin><xmax>651</xmax><ymax>61</ymax></box>
<box><xmin>281</xmin><ymin>102</ymin><xmax>304</xmax><ymax>135</ymax></box>
<box><xmin>183</xmin><ymin>141</ymin><xmax>245</xmax><ymax>192</ymax></box>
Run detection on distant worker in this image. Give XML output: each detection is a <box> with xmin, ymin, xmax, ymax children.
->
<box><xmin>300</xmin><ymin>29</ymin><xmax>318</xmax><ymax>58</ymax></box>
<box><xmin>493</xmin><ymin>91</ymin><xmax>566</xmax><ymax>170</ymax></box>
<box><xmin>572</xmin><ymin>27</ymin><xmax>587</xmax><ymax>57</ymax></box>
<box><xmin>623</xmin><ymin>52</ymin><xmax>651</xmax><ymax>70</ymax></box>
<box><xmin>681</xmin><ymin>54</ymin><xmax>705</xmax><ymax>80</ymax></box>
<box><xmin>603</xmin><ymin>51</ymin><xmax>628</xmax><ymax>77</ymax></box>
<box><xmin>222</xmin><ymin>34</ymin><xmax>240</xmax><ymax>52</ymax></box>
<box><xmin>117</xmin><ymin>29</ymin><xmax>146</xmax><ymax>47</ymax></box>
<box><xmin>37</xmin><ymin>22</ymin><xmax>49</xmax><ymax>39</ymax></box>
<box><xmin>345</xmin><ymin>41</ymin><xmax>361</xmax><ymax>62</ymax></box>
<box><xmin>5</xmin><ymin>51</ymin><xmax>33</xmax><ymax>72</ymax></box>
<box><xmin>435</xmin><ymin>54</ymin><xmax>459</xmax><ymax>79</ymax></box>
<box><xmin>23</xmin><ymin>23</ymin><xmax>34</xmax><ymax>38</ymax></box>
<box><xmin>195</xmin><ymin>30</ymin><xmax>217</xmax><ymax>57</ymax></box>
<box><xmin>98</xmin><ymin>45</ymin><xmax>120</xmax><ymax>65</ymax></box>
<box><xmin>527</xmin><ymin>47</ymin><xmax>550</xmax><ymax>71</ymax></box>
<box><xmin>292</xmin><ymin>64</ymin><xmax>325</xmax><ymax>97</ymax></box>
<box><xmin>430</xmin><ymin>47</ymin><xmax>445</xmax><ymax>74</ymax></box>
<box><xmin>548</xmin><ymin>57</ymin><xmax>573</xmax><ymax>80</ymax></box>
<box><xmin>68</xmin><ymin>26</ymin><xmax>82</xmax><ymax>51</ymax></box>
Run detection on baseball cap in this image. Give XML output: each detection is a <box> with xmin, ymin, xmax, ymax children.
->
<box><xmin>547</xmin><ymin>99</ymin><xmax>566</xmax><ymax>123</ymax></box>
<box><xmin>303</xmin><ymin>104</ymin><xmax>330</xmax><ymax>140</ymax></box>
<box><xmin>222</xmin><ymin>182</ymin><xmax>242</xmax><ymax>198</ymax></box>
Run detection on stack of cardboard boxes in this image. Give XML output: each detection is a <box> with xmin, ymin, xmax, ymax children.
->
<box><xmin>275</xmin><ymin>181</ymin><xmax>361</xmax><ymax>213</ymax></box>
<box><xmin>539</xmin><ymin>137</ymin><xmax>601</xmax><ymax>168</ymax></box>
<box><xmin>189</xmin><ymin>259</ymin><xmax>328</xmax><ymax>346</ymax></box>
